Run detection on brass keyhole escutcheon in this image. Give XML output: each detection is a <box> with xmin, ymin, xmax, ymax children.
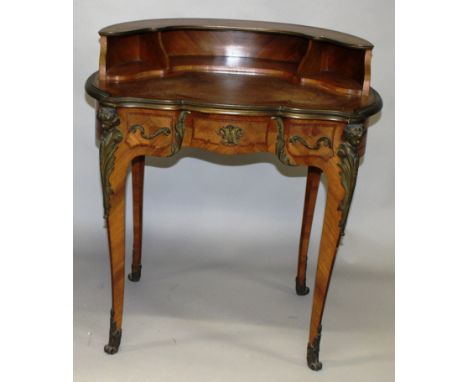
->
<box><xmin>217</xmin><ymin>124</ymin><xmax>243</xmax><ymax>145</ymax></box>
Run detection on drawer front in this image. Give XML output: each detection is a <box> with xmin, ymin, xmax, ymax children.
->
<box><xmin>189</xmin><ymin>114</ymin><xmax>271</xmax><ymax>154</ymax></box>
<box><xmin>286</xmin><ymin>120</ymin><xmax>337</xmax><ymax>159</ymax></box>
<box><xmin>125</xmin><ymin>110</ymin><xmax>175</xmax><ymax>149</ymax></box>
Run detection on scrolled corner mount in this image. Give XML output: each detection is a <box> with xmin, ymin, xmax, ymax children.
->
<box><xmin>273</xmin><ymin>117</ymin><xmax>295</xmax><ymax>166</ymax></box>
<box><xmin>98</xmin><ymin>106</ymin><xmax>123</xmax><ymax>221</ymax></box>
<box><xmin>337</xmin><ymin>123</ymin><xmax>366</xmax><ymax>237</ymax></box>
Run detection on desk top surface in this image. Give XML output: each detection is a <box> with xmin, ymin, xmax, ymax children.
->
<box><xmin>87</xmin><ymin>71</ymin><xmax>382</xmax><ymax>121</ymax></box>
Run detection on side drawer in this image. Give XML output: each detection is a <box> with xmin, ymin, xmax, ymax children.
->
<box><xmin>285</xmin><ymin>120</ymin><xmax>337</xmax><ymax>159</ymax></box>
<box><xmin>125</xmin><ymin>109</ymin><xmax>175</xmax><ymax>149</ymax></box>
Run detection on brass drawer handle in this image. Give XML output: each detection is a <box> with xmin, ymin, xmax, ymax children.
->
<box><xmin>129</xmin><ymin>124</ymin><xmax>171</xmax><ymax>140</ymax></box>
<box><xmin>289</xmin><ymin>136</ymin><xmax>331</xmax><ymax>151</ymax></box>
<box><xmin>217</xmin><ymin>124</ymin><xmax>243</xmax><ymax>145</ymax></box>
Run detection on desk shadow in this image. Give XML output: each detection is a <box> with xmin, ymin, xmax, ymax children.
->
<box><xmin>325</xmin><ymin>352</ymin><xmax>393</xmax><ymax>368</ymax></box>
<box><xmin>122</xmin><ymin>328</ymin><xmax>302</xmax><ymax>366</ymax></box>
<box><xmin>145</xmin><ymin>148</ymin><xmax>306</xmax><ymax>178</ymax></box>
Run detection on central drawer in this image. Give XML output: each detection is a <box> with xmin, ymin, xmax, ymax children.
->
<box><xmin>188</xmin><ymin>113</ymin><xmax>272</xmax><ymax>154</ymax></box>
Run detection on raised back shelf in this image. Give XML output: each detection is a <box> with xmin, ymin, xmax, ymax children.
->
<box><xmin>98</xmin><ymin>19</ymin><xmax>373</xmax><ymax>97</ymax></box>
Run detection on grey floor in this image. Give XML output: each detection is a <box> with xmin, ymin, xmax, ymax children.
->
<box><xmin>74</xmin><ymin>223</ymin><xmax>394</xmax><ymax>381</ymax></box>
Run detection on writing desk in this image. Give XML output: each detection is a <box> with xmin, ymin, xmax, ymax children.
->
<box><xmin>85</xmin><ymin>18</ymin><xmax>382</xmax><ymax>371</ymax></box>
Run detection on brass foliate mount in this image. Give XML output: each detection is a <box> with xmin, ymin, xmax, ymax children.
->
<box><xmin>218</xmin><ymin>124</ymin><xmax>243</xmax><ymax>145</ymax></box>
<box><xmin>104</xmin><ymin>309</ymin><xmax>122</xmax><ymax>355</ymax></box>
<box><xmin>307</xmin><ymin>325</ymin><xmax>323</xmax><ymax>371</ymax></box>
<box><xmin>337</xmin><ymin>123</ymin><xmax>365</xmax><ymax>238</ymax></box>
<box><xmin>98</xmin><ymin>107</ymin><xmax>123</xmax><ymax>221</ymax></box>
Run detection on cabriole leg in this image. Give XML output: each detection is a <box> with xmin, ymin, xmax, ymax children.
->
<box><xmin>98</xmin><ymin>106</ymin><xmax>128</xmax><ymax>355</ymax></box>
<box><xmin>296</xmin><ymin>166</ymin><xmax>321</xmax><ymax>295</ymax></box>
<box><xmin>307</xmin><ymin>123</ymin><xmax>364</xmax><ymax>371</ymax></box>
<box><xmin>307</xmin><ymin>168</ymin><xmax>345</xmax><ymax>371</ymax></box>
<box><xmin>103</xmin><ymin>182</ymin><xmax>127</xmax><ymax>355</ymax></box>
<box><xmin>128</xmin><ymin>156</ymin><xmax>145</xmax><ymax>282</ymax></box>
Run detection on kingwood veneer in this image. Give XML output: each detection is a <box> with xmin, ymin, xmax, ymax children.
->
<box><xmin>85</xmin><ymin>18</ymin><xmax>383</xmax><ymax>372</ymax></box>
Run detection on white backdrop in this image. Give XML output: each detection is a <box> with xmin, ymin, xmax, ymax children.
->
<box><xmin>74</xmin><ymin>1</ymin><xmax>394</xmax><ymax>380</ymax></box>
